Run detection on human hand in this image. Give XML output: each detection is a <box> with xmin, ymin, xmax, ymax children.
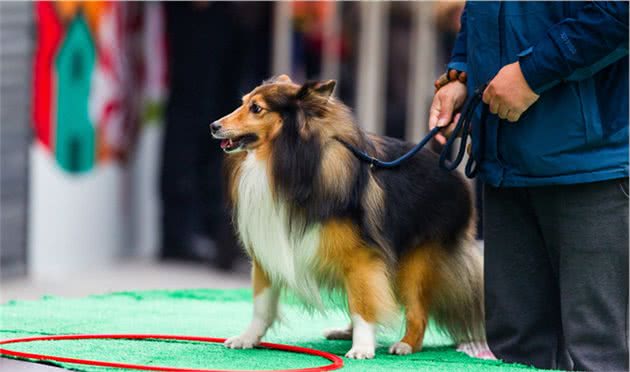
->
<box><xmin>429</xmin><ymin>81</ymin><xmax>467</xmax><ymax>145</ymax></box>
<box><xmin>482</xmin><ymin>62</ymin><xmax>539</xmax><ymax>122</ymax></box>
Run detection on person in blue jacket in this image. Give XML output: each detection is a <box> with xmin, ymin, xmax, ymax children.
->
<box><xmin>429</xmin><ymin>2</ymin><xmax>628</xmax><ymax>371</ymax></box>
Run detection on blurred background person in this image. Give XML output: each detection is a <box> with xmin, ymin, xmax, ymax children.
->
<box><xmin>160</xmin><ymin>2</ymin><xmax>271</xmax><ymax>269</ymax></box>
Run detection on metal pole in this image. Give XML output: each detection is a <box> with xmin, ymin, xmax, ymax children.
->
<box><xmin>406</xmin><ymin>2</ymin><xmax>436</xmax><ymax>141</ymax></box>
<box><xmin>321</xmin><ymin>1</ymin><xmax>341</xmax><ymax>82</ymax></box>
<box><xmin>272</xmin><ymin>1</ymin><xmax>292</xmax><ymax>76</ymax></box>
<box><xmin>355</xmin><ymin>1</ymin><xmax>388</xmax><ymax>135</ymax></box>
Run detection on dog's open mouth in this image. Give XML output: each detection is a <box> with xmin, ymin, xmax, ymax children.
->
<box><xmin>219</xmin><ymin>134</ymin><xmax>258</xmax><ymax>153</ymax></box>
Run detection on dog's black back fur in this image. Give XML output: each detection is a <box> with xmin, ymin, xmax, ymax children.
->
<box><xmin>371</xmin><ymin>137</ymin><xmax>473</xmax><ymax>255</ymax></box>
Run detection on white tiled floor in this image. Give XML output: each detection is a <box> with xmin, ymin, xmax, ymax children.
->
<box><xmin>0</xmin><ymin>259</ymin><xmax>251</xmax><ymax>371</ymax></box>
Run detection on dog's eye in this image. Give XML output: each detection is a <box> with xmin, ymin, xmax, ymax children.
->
<box><xmin>250</xmin><ymin>103</ymin><xmax>262</xmax><ymax>114</ymax></box>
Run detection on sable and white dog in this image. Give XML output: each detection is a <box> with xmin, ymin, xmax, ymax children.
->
<box><xmin>211</xmin><ymin>75</ymin><xmax>485</xmax><ymax>359</ymax></box>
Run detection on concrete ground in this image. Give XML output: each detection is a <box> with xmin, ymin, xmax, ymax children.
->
<box><xmin>0</xmin><ymin>259</ymin><xmax>250</xmax><ymax>371</ymax></box>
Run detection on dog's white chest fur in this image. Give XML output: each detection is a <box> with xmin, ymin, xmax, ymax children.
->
<box><xmin>237</xmin><ymin>153</ymin><xmax>321</xmax><ymax>305</ymax></box>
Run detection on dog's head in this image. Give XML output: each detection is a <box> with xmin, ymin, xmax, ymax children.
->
<box><xmin>211</xmin><ymin>74</ymin><xmax>339</xmax><ymax>154</ymax></box>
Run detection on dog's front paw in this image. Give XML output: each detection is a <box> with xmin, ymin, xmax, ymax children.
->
<box><xmin>345</xmin><ymin>345</ymin><xmax>375</xmax><ymax>359</ymax></box>
<box><xmin>224</xmin><ymin>334</ymin><xmax>260</xmax><ymax>349</ymax></box>
<box><xmin>388</xmin><ymin>341</ymin><xmax>413</xmax><ymax>355</ymax></box>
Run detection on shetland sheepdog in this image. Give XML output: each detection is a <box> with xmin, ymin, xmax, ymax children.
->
<box><xmin>211</xmin><ymin>75</ymin><xmax>485</xmax><ymax>359</ymax></box>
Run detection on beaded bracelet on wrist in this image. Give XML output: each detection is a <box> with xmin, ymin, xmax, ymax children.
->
<box><xmin>434</xmin><ymin>69</ymin><xmax>467</xmax><ymax>92</ymax></box>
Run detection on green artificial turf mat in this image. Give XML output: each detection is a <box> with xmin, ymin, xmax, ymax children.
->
<box><xmin>0</xmin><ymin>288</ymin><xmax>553</xmax><ymax>371</ymax></box>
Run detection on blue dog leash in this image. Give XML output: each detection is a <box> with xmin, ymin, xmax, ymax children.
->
<box><xmin>340</xmin><ymin>84</ymin><xmax>488</xmax><ymax>178</ymax></box>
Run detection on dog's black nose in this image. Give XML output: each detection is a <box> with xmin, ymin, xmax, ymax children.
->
<box><xmin>210</xmin><ymin>121</ymin><xmax>222</xmax><ymax>133</ymax></box>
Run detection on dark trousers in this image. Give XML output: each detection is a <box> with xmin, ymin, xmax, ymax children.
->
<box><xmin>484</xmin><ymin>179</ymin><xmax>629</xmax><ymax>371</ymax></box>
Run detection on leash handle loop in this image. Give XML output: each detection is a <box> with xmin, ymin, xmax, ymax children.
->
<box><xmin>438</xmin><ymin>83</ymin><xmax>487</xmax><ymax>177</ymax></box>
<box><xmin>342</xmin><ymin>83</ymin><xmax>488</xmax><ymax>176</ymax></box>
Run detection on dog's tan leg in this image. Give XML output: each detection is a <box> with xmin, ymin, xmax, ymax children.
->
<box><xmin>319</xmin><ymin>219</ymin><xmax>397</xmax><ymax>359</ymax></box>
<box><xmin>225</xmin><ymin>261</ymin><xmax>279</xmax><ymax>349</ymax></box>
<box><xmin>344</xmin><ymin>253</ymin><xmax>396</xmax><ymax>359</ymax></box>
<box><xmin>389</xmin><ymin>243</ymin><xmax>437</xmax><ymax>355</ymax></box>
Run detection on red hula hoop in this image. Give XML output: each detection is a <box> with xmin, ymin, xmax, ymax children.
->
<box><xmin>0</xmin><ymin>334</ymin><xmax>344</xmax><ymax>372</ymax></box>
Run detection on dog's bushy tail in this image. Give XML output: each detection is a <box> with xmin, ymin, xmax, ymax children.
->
<box><xmin>431</xmin><ymin>236</ymin><xmax>485</xmax><ymax>344</ymax></box>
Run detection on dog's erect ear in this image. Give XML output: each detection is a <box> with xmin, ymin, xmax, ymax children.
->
<box><xmin>275</xmin><ymin>74</ymin><xmax>293</xmax><ymax>83</ymax></box>
<box><xmin>296</xmin><ymin>80</ymin><xmax>337</xmax><ymax>100</ymax></box>
<box><xmin>312</xmin><ymin>80</ymin><xmax>336</xmax><ymax>97</ymax></box>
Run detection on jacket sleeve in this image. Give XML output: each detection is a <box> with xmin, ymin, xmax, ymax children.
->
<box><xmin>447</xmin><ymin>4</ymin><xmax>468</xmax><ymax>73</ymax></box>
<box><xmin>519</xmin><ymin>1</ymin><xmax>629</xmax><ymax>94</ymax></box>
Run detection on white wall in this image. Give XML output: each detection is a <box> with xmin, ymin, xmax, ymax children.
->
<box><xmin>27</xmin><ymin>142</ymin><xmax>127</xmax><ymax>279</ymax></box>
<box><xmin>129</xmin><ymin>125</ymin><xmax>163</xmax><ymax>259</ymax></box>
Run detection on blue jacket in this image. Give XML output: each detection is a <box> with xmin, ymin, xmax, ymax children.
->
<box><xmin>449</xmin><ymin>2</ymin><xmax>629</xmax><ymax>187</ymax></box>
